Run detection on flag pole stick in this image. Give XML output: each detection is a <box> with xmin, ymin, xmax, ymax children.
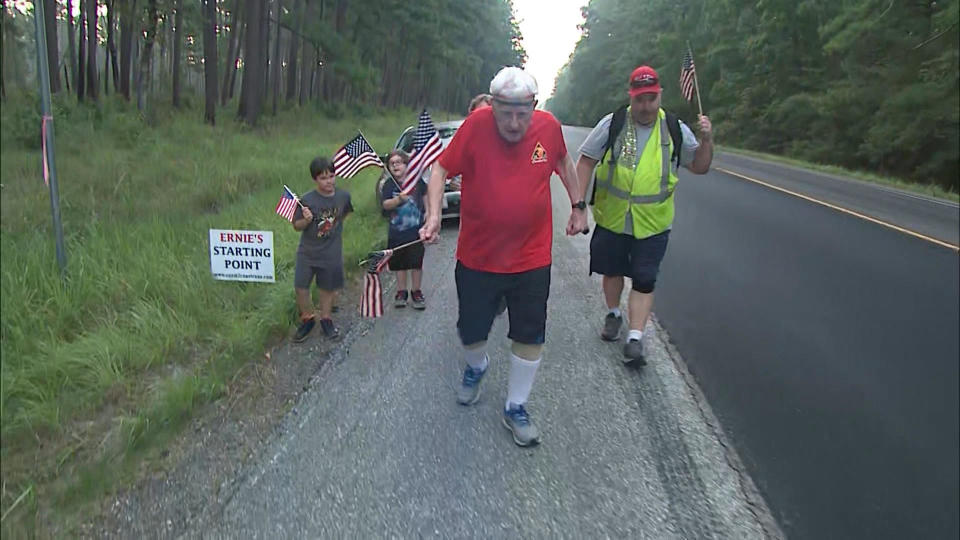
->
<box><xmin>358</xmin><ymin>238</ymin><xmax>424</xmax><ymax>267</ymax></box>
<box><xmin>283</xmin><ymin>184</ymin><xmax>307</xmax><ymax>210</ymax></box>
<box><xmin>358</xmin><ymin>129</ymin><xmax>402</xmax><ymax>191</ymax></box>
<box><xmin>33</xmin><ymin>0</ymin><xmax>67</xmax><ymax>280</ymax></box>
<box><xmin>687</xmin><ymin>41</ymin><xmax>704</xmax><ymax>116</ymax></box>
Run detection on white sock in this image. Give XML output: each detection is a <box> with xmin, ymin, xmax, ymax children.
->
<box><xmin>464</xmin><ymin>348</ymin><xmax>488</xmax><ymax>371</ymax></box>
<box><xmin>627</xmin><ymin>329</ymin><xmax>643</xmax><ymax>342</ymax></box>
<box><xmin>506</xmin><ymin>354</ymin><xmax>540</xmax><ymax>410</ymax></box>
<box><xmin>608</xmin><ymin>307</ymin><xmax>622</xmax><ymax>318</ymax></box>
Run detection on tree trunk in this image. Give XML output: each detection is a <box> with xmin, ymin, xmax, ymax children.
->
<box><xmin>137</xmin><ymin>0</ymin><xmax>158</xmax><ymax>111</ymax></box>
<box><xmin>202</xmin><ymin>0</ymin><xmax>218</xmax><ymax>124</ymax></box>
<box><xmin>238</xmin><ymin>0</ymin><xmax>263</xmax><ymax>124</ymax></box>
<box><xmin>334</xmin><ymin>0</ymin><xmax>347</xmax><ymax>32</ymax></box>
<box><xmin>285</xmin><ymin>0</ymin><xmax>303</xmax><ymax>102</ymax></box>
<box><xmin>227</xmin><ymin>23</ymin><xmax>243</xmax><ymax>101</ymax></box>
<box><xmin>172</xmin><ymin>0</ymin><xmax>183</xmax><ymax>107</ymax></box>
<box><xmin>67</xmin><ymin>0</ymin><xmax>77</xmax><ymax>90</ymax></box>
<box><xmin>77</xmin><ymin>0</ymin><xmax>86</xmax><ymax>101</ymax></box>
<box><xmin>270</xmin><ymin>0</ymin><xmax>282</xmax><ymax>114</ymax></box>
<box><xmin>85</xmin><ymin>0</ymin><xmax>98</xmax><ymax>100</ymax></box>
<box><xmin>298</xmin><ymin>39</ymin><xmax>310</xmax><ymax>106</ymax></box>
<box><xmin>107</xmin><ymin>0</ymin><xmax>119</xmax><ymax>94</ymax></box>
<box><xmin>260</xmin><ymin>0</ymin><xmax>270</xmax><ymax>106</ymax></box>
<box><xmin>220</xmin><ymin>0</ymin><xmax>242</xmax><ymax>105</ymax></box>
<box><xmin>1</xmin><ymin>0</ymin><xmax>6</xmax><ymax>100</ymax></box>
<box><xmin>297</xmin><ymin>0</ymin><xmax>312</xmax><ymax>107</ymax></box>
<box><xmin>43</xmin><ymin>0</ymin><xmax>61</xmax><ymax>92</ymax></box>
<box><xmin>119</xmin><ymin>0</ymin><xmax>136</xmax><ymax>100</ymax></box>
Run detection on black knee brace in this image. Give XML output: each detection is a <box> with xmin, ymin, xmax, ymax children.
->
<box><xmin>632</xmin><ymin>279</ymin><xmax>656</xmax><ymax>294</ymax></box>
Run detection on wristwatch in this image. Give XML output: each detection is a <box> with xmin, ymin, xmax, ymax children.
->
<box><xmin>572</xmin><ymin>200</ymin><xmax>586</xmax><ymax>211</ymax></box>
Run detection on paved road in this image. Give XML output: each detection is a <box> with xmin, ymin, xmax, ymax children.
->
<box><xmin>197</xmin><ymin>135</ymin><xmax>779</xmax><ymax>537</ymax></box>
<box><xmin>713</xmin><ymin>152</ymin><xmax>959</xmax><ymax>248</ymax></box>
<box><xmin>198</xmin><ymin>125</ymin><xmax>957</xmax><ymax>539</ymax></box>
<box><xmin>599</xmin><ymin>136</ymin><xmax>956</xmax><ymax>539</ymax></box>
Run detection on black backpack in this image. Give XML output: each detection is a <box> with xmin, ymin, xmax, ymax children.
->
<box><xmin>590</xmin><ymin>106</ymin><xmax>682</xmax><ymax>204</ymax></box>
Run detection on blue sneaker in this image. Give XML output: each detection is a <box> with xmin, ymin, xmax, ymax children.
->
<box><xmin>456</xmin><ymin>365</ymin><xmax>486</xmax><ymax>405</ymax></box>
<box><xmin>502</xmin><ymin>404</ymin><xmax>540</xmax><ymax>446</ymax></box>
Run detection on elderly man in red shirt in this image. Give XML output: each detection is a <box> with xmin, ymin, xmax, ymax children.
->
<box><xmin>420</xmin><ymin>67</ymin><xmax>588</xmax><ymax>447</ymax></box>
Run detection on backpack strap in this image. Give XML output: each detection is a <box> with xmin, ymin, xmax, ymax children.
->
<box><xmin>591</xmin><ymin>105</ymin><xmax>628</xmax><ymax>205</ymax></box>
<box><xmin>601</xmin><ymin>105</ymin><xmax>629</xmax><ymax>165</ymax></box>
<box><xmin>664</xmin><ymin>110</ymin><xmax>682</xmax><ymax>168</ymax></box>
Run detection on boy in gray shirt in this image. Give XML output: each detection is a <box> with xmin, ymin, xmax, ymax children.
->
<box><xmin>291</xmin><ymin>157</ymin><xmax>353</xmax><ymax>342</ymax></box>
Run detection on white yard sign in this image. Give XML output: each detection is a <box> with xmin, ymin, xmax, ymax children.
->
<box><xmin>209</xmin><ymin>229</ymin><xmax>276</xmax><ymax>282</ymax></box>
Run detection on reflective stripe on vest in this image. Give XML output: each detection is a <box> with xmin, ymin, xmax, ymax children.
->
<box><xmin>595</xmin><ymin>112</ymin><xmax>672</xmax><ymax>205</ymax></box>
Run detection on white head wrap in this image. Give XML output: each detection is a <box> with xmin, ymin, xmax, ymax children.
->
<box><xmin>489</xmin><ymin>66</ymin><xmax>538</xmax><ymax>104</ymax></box>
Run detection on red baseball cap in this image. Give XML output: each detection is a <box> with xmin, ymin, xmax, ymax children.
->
<box><xmin>628</xmin><ymin>66</ymin><xmax>661</xmax><ymax>97</ymax></box>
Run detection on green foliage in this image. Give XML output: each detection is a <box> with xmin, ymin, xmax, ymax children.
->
<box><xmin>548</xmin><ymin>0</ymin><xmax>959</xmax><ymax>192</ymax></box>
<box><xmin>0</xmin><ymin>96</ymin><xmax>415</xmax><ymax>533</ymax></box>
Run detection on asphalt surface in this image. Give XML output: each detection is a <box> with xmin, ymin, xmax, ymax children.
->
<box><xmin>196</xmin><ymin>135</ymin><xmax>779</xmax><ymax>537</ymax></box>
<box><xmin>197</xmin><ymin>125</ymin><xmax>958</xmax><ymax>539</ymax></box>
<box><xmin>630</xmin><ymin>141</ymin><xmax>957</xmax><ymax>538</ymax></box>
<box><xmin>713</xmin><ymin>152</ymin><xmax>959</xmax><ymax>247</ymax></box>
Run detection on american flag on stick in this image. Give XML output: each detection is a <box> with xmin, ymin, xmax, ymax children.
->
<box><xmin>274</xmin><ymin>185</ymin><xmax>300</xmax><ymax>222</ymax></box>
<box><xmin>680</xmin><ymin>50</ymin><xmax>697</xmax><ymax>103</ymax></box>
<box><xmin>334</xmin><ymin>133</ymin><xmax>383</xmax><ymax>178</ymax></box>
<box><xmin>358</xmin><ymin>239</ymin><xmax>422</xmax><ymax>318</ymax></box>
<box><xmin>359</xmin><ymin>248</ymin><xmax>394</xmax><ymax>318</ymax></box>
<box><xmin>399</xmin><ymin>110</ymin><xmax>443</xmax><ymax>195</ymax></box>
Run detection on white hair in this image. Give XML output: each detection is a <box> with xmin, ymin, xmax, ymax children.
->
<box><xmin>489</xmin><ymin>66</ymin><xmax>538</xmax><ymax>103</ymax></box>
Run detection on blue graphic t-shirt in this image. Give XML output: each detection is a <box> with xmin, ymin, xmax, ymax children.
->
<box><xmin>381</xmin><ymin>177</ymin><xmax>426</xmax><ymax>245</ymax></box>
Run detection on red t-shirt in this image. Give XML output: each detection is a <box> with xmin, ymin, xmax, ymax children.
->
<box><xmin>439</xmin><ymin>108</ymin><xmax>567</xmax><ymax>273</ymax></box>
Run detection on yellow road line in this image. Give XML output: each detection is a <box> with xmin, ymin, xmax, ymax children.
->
<box><xmin>715</xmin><ymin>167</ymin><xmax>959</xmax><ymax>252</ymax></box>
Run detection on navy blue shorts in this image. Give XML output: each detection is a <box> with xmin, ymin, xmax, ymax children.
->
<box><xmin>294</xmin><ymin>259</ymin><xmax>344</xmax><ymax>290</ymax></box>
<box><xmin>589</xmin><ymin>227</ymin><xmax>670</xmax><ymax>293</ymax></box>
<box><xmin>455</xmin><ymin>262</ymin><xmax>550</xmax><ymax>346</ymax></box>
<box><xmin>387</xmin><ymin>237</ymin><xmax>425</xmax><ymax>271</ymax></box>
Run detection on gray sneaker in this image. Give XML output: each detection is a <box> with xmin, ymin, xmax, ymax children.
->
<box><xmin>623</xmin><ymin>338</ymin><xmax>647</xmax><ymax>366</ymax></box>
<box><xmin>456</xmin><ymin>364</ymin><xmax>487</xmax><ymax>405</ymax></box>
<box><xmin>601</xmin><ymin>313</ymin><xmax>623</xmax><ymax>341</ymax></box>
<box><xmin>410</xmin><ymin>290</ymin><xmax>426</xmax><ymax>310</ymax></box>
<box><xmin>503</xmin><ymin>404</ymin><xmax>540</xmax><ymax>446</ymax></box>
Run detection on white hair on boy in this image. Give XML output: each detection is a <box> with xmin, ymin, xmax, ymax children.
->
<box><xmin>489</xmin><ymin>66</ymin><xmax>538</xmax><ymax>104</ymax></box>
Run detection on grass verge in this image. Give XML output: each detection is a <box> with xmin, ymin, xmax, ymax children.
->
<box><xmin>715</xmin><ymin>145</ymin><xmax>959</xmax><ymax>203</ymax></box>
<box><xmin>0</xmin><ymin>95</ymin><xmax>421</xmax><ymax>536</ymax></box>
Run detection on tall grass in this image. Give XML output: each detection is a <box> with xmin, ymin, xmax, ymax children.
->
<box><xmin>0</xmin><ymin>95</ymin><xmax>418</xmax><ymax>533</ymax></box>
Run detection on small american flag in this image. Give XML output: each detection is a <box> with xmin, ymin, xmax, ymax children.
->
<box><xmin>399</xmin><ymin>110</ymin><xmax>443</xmax><ymax>194</ymax></box>
<box><xmin>680</xmin><ymin>50</ymin><xmax>697</xmax><ymax>102</ymax></box>
<box><xmin>359</xmin><ymin>249</ymin><xmax>394</xmax><ymax>318</ymax></box>
<box><xmin>334</xmin><ymin>133</ymin><xmax>383</xmax><ymax>178</ymax></box>
<box><xmin>275</xmin><ymin>185</ymin><xmax>299</xmax><ymax>222</ymax></box>
<box><xmin>361</xmin><ymin>274</ymin><xmax>383</xmax><ymax>318</ymax></box>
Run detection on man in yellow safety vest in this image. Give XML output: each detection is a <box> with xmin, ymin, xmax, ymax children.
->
<box><xmin>575</xmin><ymin>65</ymin><xmax>714</xmax><ymax>365</ymax></box>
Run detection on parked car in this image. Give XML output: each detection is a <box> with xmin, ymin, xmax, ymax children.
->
<box><xmin>390</xmin><ymin>120</ymin><xmax>464</xmax><ymax>220</ymax></box>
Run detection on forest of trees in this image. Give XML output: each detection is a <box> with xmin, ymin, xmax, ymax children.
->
<box><xmin>548</xmin><ymin>0</ymin><xmax>959</xmax><ymax>191</ymax></box>
<box><xmin>0</xmin><ymin>0</ymin><xmax>525</xmax><ymax>125</ymax></box>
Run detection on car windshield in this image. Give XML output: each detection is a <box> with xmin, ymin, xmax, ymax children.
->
<box><xmin>439</xmin><ymin>127</ymin><xmax>458</xmax><ymax>140</ymax></box>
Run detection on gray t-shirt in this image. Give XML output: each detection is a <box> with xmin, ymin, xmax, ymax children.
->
<box><xmin>294</xmin><ymin>188</ymin><xmax>353</xmax><ymax>267</ymax></box>
<box><xmin>578</xmin><ymin>112</ymin><xmax>700</xmax><ymax>169</ymax></box>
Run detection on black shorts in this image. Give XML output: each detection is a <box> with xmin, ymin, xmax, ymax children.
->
<box><xmin>589</xmin><ymin>227</ymin><xmax>670</xmax><ymax>292</ymax></box>
<box><xmin>294</xmin><ymin>258</ymin><xmax>344</xmax><ymax>290</ymax></box>
<box><xmin>387</xmin><ymin>237</ymin><xmax>425</xmax><ymax>271</ymax></box>
<box><xmin>455</xmin><ymin>262</ymin><xmax>550</xmax><ymax>346</ymax></box>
